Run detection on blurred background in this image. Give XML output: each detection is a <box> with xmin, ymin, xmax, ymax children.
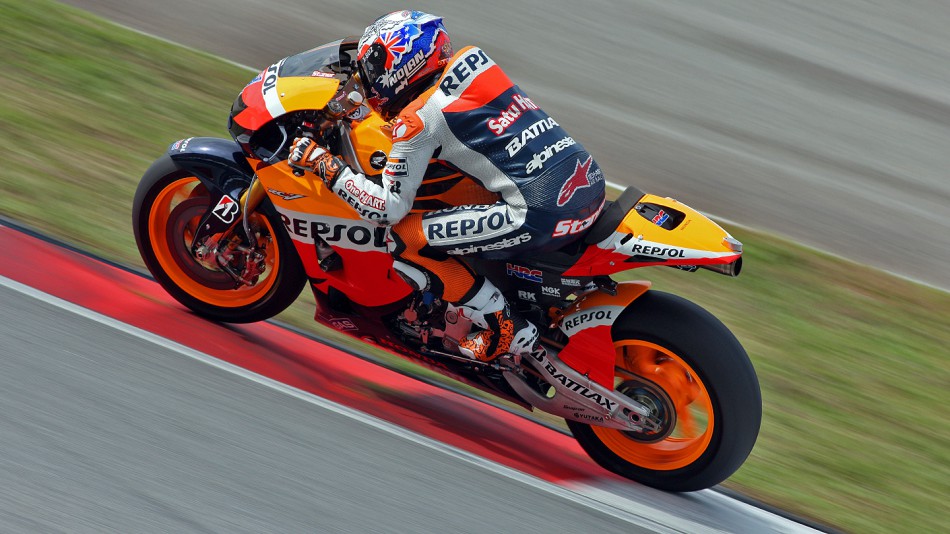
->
<box><xmin>3</xmin><ymin>1</ymin><xmax>949</xmax><ymax>532</ymax></box>
<box><xmin>60</xmin><ymin>0</ymin><xmax>950</xmax><ymax>291</ymax></box>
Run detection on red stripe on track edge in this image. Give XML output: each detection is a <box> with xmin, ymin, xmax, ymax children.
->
<box><xmin>0</xmin><ymin>224</ymin><xmax>617</xmax><ymax>486</ymax></box>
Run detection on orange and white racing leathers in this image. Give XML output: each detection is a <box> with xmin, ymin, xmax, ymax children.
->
<box><xmin>327</xmin><ymin>46</ymin><xmax>606</xmax><ymax>359</ymax></box>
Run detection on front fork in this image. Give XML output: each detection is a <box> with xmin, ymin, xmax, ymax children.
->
<box><xmin>192</xmin><ymin>177</ymin><xmax>269</xmax><ymax>287</ymax></box>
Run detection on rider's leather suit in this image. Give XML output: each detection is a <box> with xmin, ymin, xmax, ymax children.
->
<box><xmin>327</xmin><ymin>46</ymin><xmax>606</xmax><ymax>305</ymax></box>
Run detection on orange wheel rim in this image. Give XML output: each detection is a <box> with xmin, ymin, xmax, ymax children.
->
<box><xmin>147</xmin><ymin>177</ymin><xmax>280</xmax><ymax>308</ymax></box>
<box><xmin>591</xmin><ymin>340</ymin><xmax>715</xmax><ymax>470</ymax></box>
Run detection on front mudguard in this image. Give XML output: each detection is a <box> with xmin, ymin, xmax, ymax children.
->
<box><xmin>149</xmin><ymin>136</ymin><xmax>257</xmax><ymax>238</ymax></box>
<box><xmin>553</xmin><ymin>281</ymin><xmax>652</xmax><ymax>388</ymax></box>
<box><xmin>165</xmin><ymin>136</ymin><xmax>255</xmax><ymax>193</ymax></box>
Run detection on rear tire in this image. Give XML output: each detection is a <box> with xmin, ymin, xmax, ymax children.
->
<box><xmin>132</xmin><ymin>156</ymin><xmax>306</xmax><ymax>323</ymax></box>
<box><xmin>567</xmin><ymin>290</ymin><xmax>761</xmax><ymax>491</ymax></box>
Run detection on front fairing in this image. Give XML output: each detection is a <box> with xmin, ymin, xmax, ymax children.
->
<box><xmin>228</xmin><ymin>38</ymin><xmax>359</xmax><ymax>151</ymax></box>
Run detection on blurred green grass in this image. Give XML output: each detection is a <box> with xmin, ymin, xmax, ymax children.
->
<box><xmin>1</xmin><ymin>1</ymin><xmax>948</xmax><ymax>532</ymax></box>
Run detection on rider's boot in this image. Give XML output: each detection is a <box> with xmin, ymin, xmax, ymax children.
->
<box><xmin>456</xmin><ymin>278</ymin><xmax>542</xmax><ymax>362</ymax></box>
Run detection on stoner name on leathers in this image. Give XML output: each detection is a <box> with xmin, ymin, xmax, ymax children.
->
<box><xmin>132</xmin><ymin>38</ymin><xmax>761</xmax><ymax>492</ymax></box>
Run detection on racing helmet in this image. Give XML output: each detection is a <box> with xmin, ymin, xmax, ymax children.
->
<box><xmin>357</xmin><ymin>11</ymin><xmax>452</xmax><ymax>119</ymax></box>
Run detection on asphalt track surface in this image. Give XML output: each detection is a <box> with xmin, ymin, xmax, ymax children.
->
<box><xmin>1</xmin><ymin>286</ymin><xmax>657</xmax><ymax>533</ymax></box>
<box><xmin>0</xmin><ymin>285</ymin><xmax>649</xmax><ymax>533</ymax></box>
<box><xmin>61</xmin><ymin>0</ymin><xmax>950</xmax><ymax>291</ymax></box>
<box><xmin>0</xmin><ymin>225</ymin><xmax>823</xmax><ymax>533</ymax></box>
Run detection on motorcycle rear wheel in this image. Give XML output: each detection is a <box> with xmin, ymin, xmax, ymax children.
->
<box><xmin>132</xmin><ymin>158</ymin><xmax>306</xmax><ymax>323</ymax></box>
<box><xmin>567</xmin><ymin>290</ymin><xmax>761</xmax><ymax>492</ymax></box>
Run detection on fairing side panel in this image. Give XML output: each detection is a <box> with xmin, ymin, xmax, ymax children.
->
<box><xmin>234</xmin><ymin>60</ymin><xmax>341</xmax><ymax>133</ymax></box>
<box><xmin>553</xmin><ymin>281</ymin><xmax>652</xmax><ymax>388</ymax></box>
<box><xmin>254</xmin><ymin>161</ymin><xmax>412</xmax><ymax>308</ymax></box>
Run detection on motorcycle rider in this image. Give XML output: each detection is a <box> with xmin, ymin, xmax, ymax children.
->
<box><xmin>288</xmin><ymin>10</ymin><xmax>606</xmax><ymax>362</ymax></box>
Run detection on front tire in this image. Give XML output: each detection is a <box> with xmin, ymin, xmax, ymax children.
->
<box><xmin>567</xmin><ymin>290</ymin><xmax>761</xmax><ymax>491</ymax></box>
<box><xmin>132</xmin><ymin>156</ymin><xmax>306</xmax><ymax>323</ymax></box>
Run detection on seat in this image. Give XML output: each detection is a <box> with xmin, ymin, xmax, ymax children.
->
<box><xmin>513</xmin><ymin>186</ymin><xmax>646</xmax><ymax>273</ymax></box>
<box><xmin>583</xmin><ymin>186</ymin><xmax>645</xmax><ymax>245</ymax></box>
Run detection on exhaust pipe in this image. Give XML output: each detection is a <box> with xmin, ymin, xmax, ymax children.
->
<box><xmin>699</xmin><ymin>257</ymin><xmax>742</xmax><ymax>277</ymax></box>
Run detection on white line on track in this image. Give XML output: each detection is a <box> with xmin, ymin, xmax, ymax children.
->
<box><xmin>2</xmin><ymin>274</ymin><xmax>737</xmax><ymax>533</ymax></box>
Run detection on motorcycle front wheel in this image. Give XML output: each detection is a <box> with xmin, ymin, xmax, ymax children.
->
<box><xmin>567</xmin><ymin>290</ymin><xmax>761</xmax><ymax>492</ymax></box>
<box><xmin>132</xmin><ymin>157</ymin><xmax>306</xmax><ymax>323</ymax></box>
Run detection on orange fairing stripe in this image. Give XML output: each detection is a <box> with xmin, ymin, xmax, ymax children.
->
<box><xmin>235</xmin><ymin>70</ymin><xmax>273</xmax><ymax>132</ymax></box>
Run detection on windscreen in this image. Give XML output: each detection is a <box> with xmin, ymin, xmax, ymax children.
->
<box><xmin>278</xmin><ymin>39</ymin><xmax>357</xmax><ymax>79</ymax></box>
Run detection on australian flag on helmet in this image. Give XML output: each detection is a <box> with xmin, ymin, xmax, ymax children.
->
<box><xmin>357</xmin><ymin>11</ymin><xmax>452</xmax><ymax>118</ymax></box>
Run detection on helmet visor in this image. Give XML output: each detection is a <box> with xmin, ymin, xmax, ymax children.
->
<box><xmin>358</xmin><ymin>43</ymin><xmax>388</xmax><ymax>93</ymax></box>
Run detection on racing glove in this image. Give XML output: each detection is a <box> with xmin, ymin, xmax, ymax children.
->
<box><xmin>287</xmin><ymin>137</ymin><xmax>347</xmax><ymax>186</ymax></box>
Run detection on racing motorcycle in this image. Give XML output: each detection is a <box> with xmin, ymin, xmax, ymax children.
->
<box><xmin>133</xmin><ymin>38</ymin><xmax>761</xmax><ymax>492</ymax></box>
